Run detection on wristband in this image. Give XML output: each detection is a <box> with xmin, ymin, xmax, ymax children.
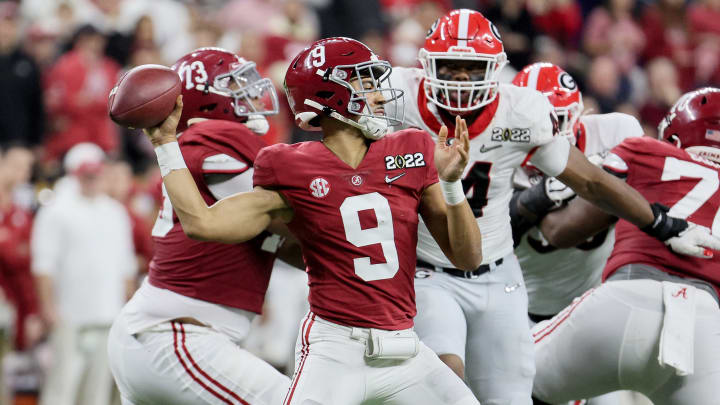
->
<box><xmin>155</xmin><ymin>142</ymin><xmax>187</xmax><ymax>177</ymax></box>
<box><xmin>440</xmin><ymin>179</ymin><xmax>465</xmax><ymax>206</ymax></box>
<box><xmin>641</xmin><ymin>202</ymin><xmax>688</xmax><ymax>241</ymax></box>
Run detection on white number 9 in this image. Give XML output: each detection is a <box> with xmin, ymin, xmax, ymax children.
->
<box><xmin>339</xmin><ymin>192</ymin><xmax>399</xmax><ymax>282</ymax></box>
<box><xmin>310</xmin><ymin>46</ymin><xmax>325</xmax><ymax>68</ymax></box>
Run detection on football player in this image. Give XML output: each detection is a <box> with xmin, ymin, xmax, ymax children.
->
<box><xmin>511</xmin><ymin>63</ymin><xmax>650</xmax><ymax>405</ymax></box>
<box><xmin>144</xmin><ymin>37</ymin><xmax>483</xmax><ymax>405</ymax></box>
<box><xmin>107</xmin><ymin>48</ymin><xmax>293</xmax><ymax>405</ymax></box>
<box><xmin>383</xmin><ymin>9</ymin><xmax>720</xmax><ymax>405</ymax></box>
<box><xmin>531</xmin><ymin>88</ymin><xmax>720</xmax><ymax>405</ymax></box>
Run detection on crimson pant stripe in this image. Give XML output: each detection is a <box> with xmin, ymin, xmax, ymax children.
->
<box><xmin>171</xmin><ymin>322</ymin><xmax>234</xmax><ymax>405</ymax></box>
<box><xmin>284</xmin><ymin>313</ymin><xmax>316</xmax><ymax>405</ymax></box>
<box><xmin>179</xmin><ymin>323</ymin><xmax>251</xmax><ymax>405</ymax></box>
<box><xmin>533</xmin><ymin>289</ymin><xmax>594</xmax><ymax>344</ymax></box>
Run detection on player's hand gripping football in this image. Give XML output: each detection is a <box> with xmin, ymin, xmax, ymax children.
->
<box><xmin>435</xmin><ymin>115</ymin><xmax>470</xmax><ymax>182</ymax></box>
<box><xmin>143</xmin><ymin>95</ymin><xmax>184</xmax><ymax>147</ymax></box>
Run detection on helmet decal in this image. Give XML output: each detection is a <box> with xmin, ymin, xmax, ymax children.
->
<box><xmin>426</xmin><ymin>18</ymin><xmax>440</xmax><ymax>39</ymax></box>
<box><xmin>558</xmin><ymin>72</ymin><xmax>577</xmax><ymax>91</ymax></box>
<box><xmin>489</xmin><ymin>22</ymin><xmax>502</xmax><ymax>41</ymax></box>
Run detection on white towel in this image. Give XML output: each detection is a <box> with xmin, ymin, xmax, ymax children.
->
<box><xmin>658</xmin><ymin>281</ymin><xmax>697</xmax><ymax>376</ymax></box>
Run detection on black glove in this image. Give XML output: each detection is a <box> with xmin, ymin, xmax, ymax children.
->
<box><xmin>641</xmin><ymin>203</ymin><xmax>688</xmax><ymax>242</ymax></box>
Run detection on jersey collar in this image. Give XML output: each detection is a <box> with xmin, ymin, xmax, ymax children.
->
<box><xmin>417</xmin><ymin>79</ymin><xmax>500</xmax><ymax>140</ymax></box>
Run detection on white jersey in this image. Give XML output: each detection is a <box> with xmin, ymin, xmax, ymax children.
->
<box><xmin>516</xmin><ymin>113</ymin><xmax>644</xmax><ymax>316</ymax></box>
<box><xmin>388</xmin><ymin>67</ymin><xmax>571</xmax><ymax>266</ymax></box>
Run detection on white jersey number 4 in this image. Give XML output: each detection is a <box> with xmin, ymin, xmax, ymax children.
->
<box><xmin>340</xmin><ymin>192</ymin><xmax>400</xmax><ymax>282</ymax></box>
<box><xmin>661</xmin><ymin>157</ymin><xmax>720</xmax><ymax>234</ymax></box>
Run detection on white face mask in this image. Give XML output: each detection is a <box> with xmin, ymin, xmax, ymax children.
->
<box><xmin>245</xmin><ymin>115</ymin><xmax>270</xmax><ymax>135</ymax></box>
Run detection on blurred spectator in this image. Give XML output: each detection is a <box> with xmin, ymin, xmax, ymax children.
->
<box><xmin>640</xmin><ymin>57</ymin><xmax>682</xmax><ymax>136</ymax></box>
<box><xmin>640</xmin><ymin>0</ymin><xmax>693</xmax><ymax>90</ymax></box>
<box><xmin>0</xmin><ymin>145</ymin><xmax>35</xmax><ymax>405</ymax></box>
<box><xmin>586</xmin><ymin>55</ymin><xmax>632</xmax><ymax>113</ymax></box>
<box><xmin>583</xmin><ymin>0</ymin><xmax>645</xmax><ymax>74</ymax></box>
<box><xmin>0</xmin><ymin>1</ymin><xmax>45</xmax><ymax>149</ymax></box>
<box><xmin>315</xmin><ymin>0</ymin><xmax>385</xmax><ymax>40</ymax></box>
<box><xmin>104</xmin><ymin>160</ymin><xmax>153</xmax><ymax>274</ymax></box>
<box><xmin>268</xmin><ymin>0</ymin><xmax>319</xmax><ymax>42</ymax></box>
<box><xmin>483</xmin><ymin>0</ymin><xmax>540</xmax><ymax>70</ymax></box>
<box><xmin>527</xmin><ymin>0</ymin><xmax>583</xmax><ymax>49</ymax></box>
<box><xmin>23</xmin><ymin>22</ymin><xmax>61</xmax><ymax>72</ymax></box>
<box><xmin>43</xmin><ymin>24</ymin><xmax>121</xmax><ymax>166</ymax></box>
<box><xmin>31</xmin><ymin>143</ymin><xmax>136</xmax><ymax>405</ymax></box>
<box><xmin>0</xmin><ymin>146</ymin><xmax>38</xmax><ymax>353</ymax></box>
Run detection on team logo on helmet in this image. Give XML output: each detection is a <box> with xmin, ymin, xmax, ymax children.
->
<box><xmin>309</xmin><ymin>177</ymin><xmax>330</xmax><ymax>198</ymax></box>
<box><xmin>489</xmin><ymin>22</ymin><xmax>502</xmax><ymax>41</ymax></box>
<box><xmin>426</xmin><ymin>18</ymin><xmax>440</xmax><ymax>38</ymax></box>
<box><xmin>558</xmin><ymin>72</ymin><xmax>577</xmax><ymax>91</ymax></box>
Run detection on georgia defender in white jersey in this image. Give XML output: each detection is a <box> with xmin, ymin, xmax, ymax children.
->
<box><xmin>385</xmin><ymin>9</ymin><xmax>720</xmax><ymax>405</ymax></box>
<box><xmin>511</xmin><ymin>63</ymin><xmax>643</xmax><ymax>319</ymax></box>
<box><xmin>511</xmin><ymin>63</ymin><xmax>653</xmax><ymax>405</ymax></box>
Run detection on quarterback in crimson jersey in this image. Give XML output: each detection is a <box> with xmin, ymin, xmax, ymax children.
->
<box><xmin>532</xmin><ymin>88</ymin><xmax>720</xmax><ymax>405</ymax></box>
<box><xmin>108</xmin><ymin>48</ymin><xmax>292</xmax><ymax>405</ymax></box>
<box><xmin>145</xmin><ymin>37</ymin><xmax>483</xmax><ymax>405</ymax></box>
<box><xmin>385</xmin><ymin>9</ymin><xmax>719</xmax><ymax>405</ymax></box>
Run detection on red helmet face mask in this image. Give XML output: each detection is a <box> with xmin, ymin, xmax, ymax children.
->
<box><xmin>171</xmin><ymin>47</ymin><xmax>279</xmax><ymax>133</ymax></box>
<box><xmin>658</xmin><ymin>87</ymin><xmax>720</xmax><ymax>164</ymax></box>
<box><xmin>284</xmin><ymin>37</ymin><xmax>404</xmax><ymax>140</ymax></box>
<box><xmin>513</xmin><ymin>62</ymin><xmax>584</xmax><ymax>143</ymax></box>
<box><xmin>419</xmin><ymin>9</ymin><xmax>507</xmax><ymax>113</ymax></box>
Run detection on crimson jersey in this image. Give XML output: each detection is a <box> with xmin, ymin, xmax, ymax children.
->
<box><xmin>149</xmin><ymin>120</ymin><xmax>275</xmax><ymax>314</ymax></box>
<box><xmin>0</xmin><ymin>205</ymin><xmax>37</xmax><ymax>349</ymax></box>
<box><xmin>602</xmin><ymin>136</ymin><xmax>720</xmax><ymax>295</ymax></box>
<box><xmin>253</xmin><ymin>129</ymin><xmax>438</xmax><ymax>330</ymax></box>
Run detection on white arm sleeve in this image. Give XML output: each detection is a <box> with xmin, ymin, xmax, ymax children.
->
<box><xmin>529</xmin><ymin>136</ymin><xmax>572</xmax><ymax>177</ymax></box>
<box><xmin>30</xmin><ymin>207</ymin><xmax>63</xmax><ymax>276</ymax></box>
<box><xmin>202</xmin><ymin>154</ymin><xmax>255</xmax><ymax>200</ymax></box>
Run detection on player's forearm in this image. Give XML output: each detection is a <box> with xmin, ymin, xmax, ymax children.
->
<box><xmin>540</xmin><ymin>197</ymin><xmax>616</xmax><ymax>248</ymax></box>
<box><xmin>557</xmin><ymin>147</ymin><xmax>654</xmax><ymax>228</ymax></box>
<box><xmin>444</xmin><ymin>201</ymin><xmax>483</xmax><ymax>270</ymax></box>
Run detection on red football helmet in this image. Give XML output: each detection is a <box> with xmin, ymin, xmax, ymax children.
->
<box><xmin>513</xmin><ymin>62</ymin><xmax>584</xmax><ymax>142</ymax></box>
<box><xmin>284</xmin><ymin>37</ymin><xmax>404</xmax><ymax>140</ymax></box>
<box><xmin>419</xmin><ymin>9</ymin><xmax>507</xmax><ymax>112</ymax></box>
<box><xmin>658</xmin><ymin>87</ymin><xmax>720</xmax><ymax>163</ymax></box>
<box><xmin>171</xmin><ymin>47</ymin><xmax>278</xmax><ymax>133</ymax></box>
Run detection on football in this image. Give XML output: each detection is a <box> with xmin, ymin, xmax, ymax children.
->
<box><xmin>108</xmin><ymin>64</ymin><xmax>181</xmax><ymax>129</ymax></box>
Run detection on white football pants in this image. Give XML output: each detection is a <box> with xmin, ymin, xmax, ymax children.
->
<box><xmin>107</xmin><ymin>312</ymin><xmax>289</xmax><ymax>405</ymax></box>
<box><xmin>532</xmin><ymin>279</ymin><xmax>720</xmax><ymax>405</ymax></box>
<box><xmin>284</xmin><ymin>312</ymin><xmax>479</xmax><ymax>405</ymax></box>
<box><xmin>414</xmin><ymin>253</ymin><xmax>535</xmax><ymax>405</ymax></box>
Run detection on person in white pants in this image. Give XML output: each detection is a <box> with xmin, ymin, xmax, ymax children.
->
<box><xmin>32</xmin><ymin>143</ymin><xmax>137</xmax><ymax>405</ymax></box>
<box><xmin>531</xmin><ymin>88</ymin><xmax>720</xmax><ymax>404</ymax></box>
<box><xmin>107</xmin><ymin>48</ymin><xmax>294</xmax><ymax>405</ymax></box>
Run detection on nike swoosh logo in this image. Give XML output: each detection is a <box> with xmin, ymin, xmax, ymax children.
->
<box><xmin>504</xmin><ymin>283</ymin><xmax>520</xmax><ymax>293</ymax></box>
<box><xmin>385</xmin><ymin>173</ymin><xmax>406</xmax><ymax>184</ymax></box>
<box><xmin>480</xmin><ymin>144</ymin><xmax>502</xmax><ymax>153</ymax></box>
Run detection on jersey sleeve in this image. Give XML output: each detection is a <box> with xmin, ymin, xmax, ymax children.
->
<box><xmin>528</xmin><ymin>136</ymin><xmax>571</xmax><ymax>177</ymax></box>
<box><xmin>603</xmin><ymin>138</ymin><xmax>638</xmax><ymax>178</ymax></box>
<box><xmin>509</xmin><ymin>86</ymin><xmax>558</xmax><ymax>147</ymax></box>
<box><xmin>252</xmin><ymin>146</ymin><xmax>279</xmax><ymax>189</ymax></box>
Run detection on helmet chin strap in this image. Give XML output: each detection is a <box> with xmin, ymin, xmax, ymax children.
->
<box><xmin>305</xmin><ymin>99</ymin><xmax>389</xmax><ymax>140</ymax></box>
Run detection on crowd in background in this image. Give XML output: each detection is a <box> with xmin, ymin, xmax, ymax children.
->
<box><xmin>0</xmin><ymin>0</ymin><xmax>719</xmax><ymax>403</ymax></box>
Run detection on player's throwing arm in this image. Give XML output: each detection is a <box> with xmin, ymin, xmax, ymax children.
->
<box><xmin>144</xmin><ymin>96</ymin><xmax>291</xmax><ymax>244</ymax></box>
